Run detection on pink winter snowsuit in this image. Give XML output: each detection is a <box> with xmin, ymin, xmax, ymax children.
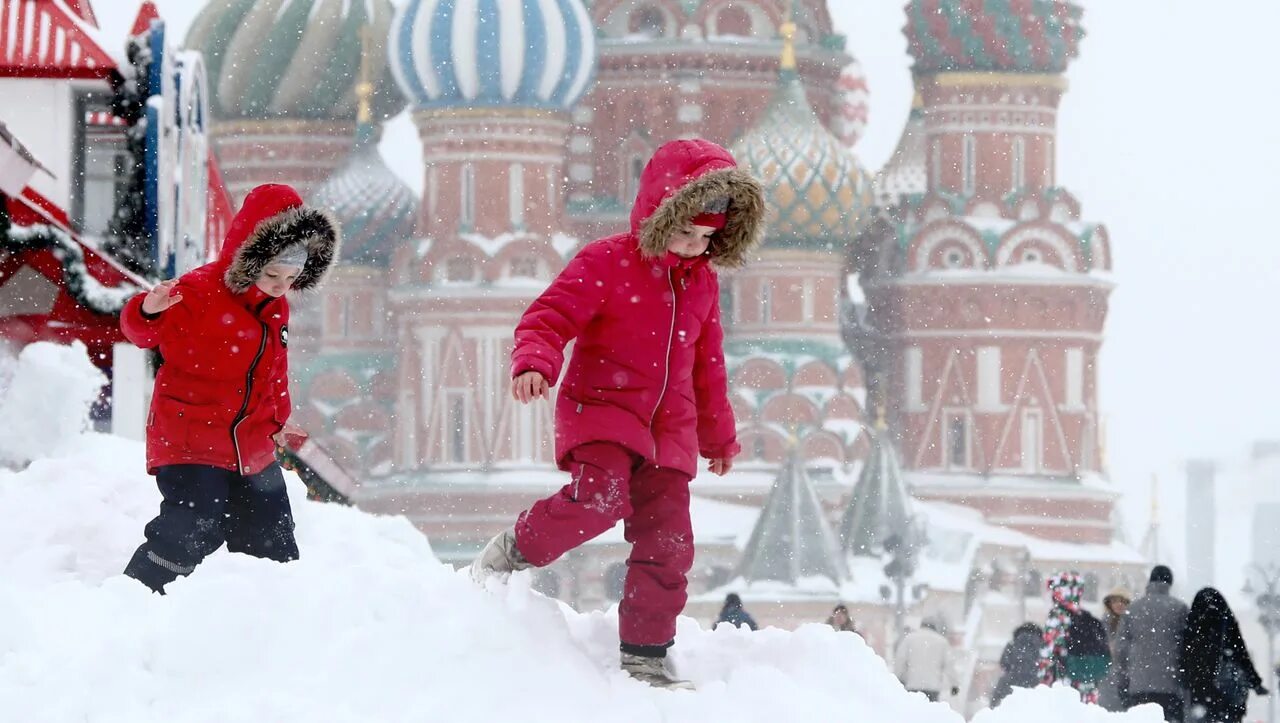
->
<box><xmin>511</xmin><ymin>139</ymin><xmax>764</xmax><ymax>652</ymax></box>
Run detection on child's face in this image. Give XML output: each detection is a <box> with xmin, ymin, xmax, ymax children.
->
<box><xmin>667</xmin><ymin>224</ymin><xmax>717</xmax><ymax>259</ymax></box>
<box><xmin>255</xmin><ymin>263</ymin><xmax>302</xmax><ymax>297</ymax></box>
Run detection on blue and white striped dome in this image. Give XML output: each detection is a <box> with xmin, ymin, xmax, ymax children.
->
<box><xmin>389</xmin><ymin>0</ymin><xmax>597</xmax><ymax>110</ymax></box>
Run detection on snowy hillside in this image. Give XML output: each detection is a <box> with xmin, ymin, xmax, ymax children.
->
<box><xmin>0</xmin><ymin>343</ymin><xmax>1163</xmax><ymax>722</ymax></box>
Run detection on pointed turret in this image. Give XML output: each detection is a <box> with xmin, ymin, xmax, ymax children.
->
<box><xmin>736</xmin><ymin>449</ymin><xmax>849</xmax><ymax>585</ymax></box>
<box><xmin>839</xmin><ymin>409</ymin><xmax>913</xmax><ymax>557</ymax></box>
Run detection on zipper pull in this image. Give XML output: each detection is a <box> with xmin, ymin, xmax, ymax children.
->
<box><xmin>680</xmin><ymin>276</ymin><xmax>687</xmax><ymax>291</ymax></box>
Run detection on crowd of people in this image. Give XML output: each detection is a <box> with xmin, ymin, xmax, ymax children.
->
<box><xmin>992</xmin><ymin>565</ymin><xmax>1271</xmax><ymax>722</ymax></box>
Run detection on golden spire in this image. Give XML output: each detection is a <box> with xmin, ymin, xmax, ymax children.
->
<box><xmin>356</xmin><ymin>25</ymin><xmax>375</xmax><ymax>127</ymax></box>
<box><xmin>779</xmin><ymin>0</ymin><xmax>797</xmax><ymax>73</ymax></box>
<box><xmin>875</xmin><ymin>403</ymin><xmax>888</xmax><ymax>432</ymax></box>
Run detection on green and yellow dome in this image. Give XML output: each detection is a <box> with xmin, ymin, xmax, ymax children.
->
<box><xmin>732</xmin><ymin>72</ymin><xmax>874</xmax><ymax>250</ymax></box>
<box><xmin>185</xmin><ymin>0</ymin><xmax>406</xmax><ymax>121</ymax></box>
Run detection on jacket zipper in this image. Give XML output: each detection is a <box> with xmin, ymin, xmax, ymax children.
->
<box><xmin>649</xmin><ymin>268</ymin><xmax>678</xmax><ymax>458</ymax></box>
<box><xmin>231</xmin><ymin>311</ymin><xmax>270</xmax><ymax>473</ymax></box>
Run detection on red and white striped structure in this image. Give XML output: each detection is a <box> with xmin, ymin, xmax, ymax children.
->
<box><xmin>0</xmin><ymin>0</ymin><xmax>113</xmax><ymax>79</ymax></box>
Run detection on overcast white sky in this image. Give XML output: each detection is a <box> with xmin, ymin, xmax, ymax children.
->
<box><xmin>96</xmin><ymin>1</ymin><xmax>1280</xmax><ymax>545</ymax></box>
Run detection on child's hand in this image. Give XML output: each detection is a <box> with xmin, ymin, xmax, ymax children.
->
<box><xmin>511</xmin><ymin>371</ymin><xmax>549</xmax><ymax>403</ymax></box>
<box><xmin>709</xmin><ymin>457</ymin><xmax>734</xmax><ymax>476</ymax></box>
<box><xmin>272</xmin><ymin>422</ymin><xmax>309</xmax><ymax>448</ymax></box>
<box><xmin>141</xmin><ymin>279</ymin><xmax>183</xmax><ymax>314</ymax></box>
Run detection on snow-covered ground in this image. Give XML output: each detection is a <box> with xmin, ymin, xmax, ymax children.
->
<box><xmin>0</xmin><ymin>343</ymin><xmax>1164</xmax><ymax>722</ymax></box>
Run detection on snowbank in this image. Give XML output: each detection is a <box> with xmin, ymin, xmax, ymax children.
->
<box><xmin>0</xmin><ymin>340</ymin><xmax>106</xmax><ymax>466</ymax></box>
<box><xmin>0</xmin><ymin>344</ymin><xmax>1165</xmax><ymax>722</ymax></box>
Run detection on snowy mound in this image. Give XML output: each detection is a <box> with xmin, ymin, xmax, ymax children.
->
<box><xmin>0</xmin><ymin>343</ymin><xmax>1163</xmax><ymax>722</ymax></box>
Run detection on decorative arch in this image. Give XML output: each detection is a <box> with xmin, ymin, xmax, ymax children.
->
<box><xmin>802</xmin><ymin>430</ymin><xmax>846</xmax><ymax>463</ymax></box>
<box><xmin>824</xmin><ymin>392</ymin><xmax>864</xmax><ymax>420</ymax></box>
<box><xmin>597</xmin><ymin>0</ymin><xmax>682</xmax><ymax>38</ymax></box>
<box><xmin>698</xmin><ymin>0</ymin><xmax>777</xmax><ymax>37</ymax></box>
<box><xmin>733</xmin><ymin>357</ymin><xmax>787</xmax><ymax>390</ymax></box>
<box><xmin>760</xmin><ymin>392</ymin><xmax>821</xmax><ymax>427</ymax></box>
<box><xmin>793</xmin><ymin>359</ymin><xmax>838</xmax><ymax>388</ymax></box>
<box><xmin>739</xmin><ymin>424</ymin><xmax>788</xmax><ymax>463</ymax></box>
<box><xmin>995</xmin><ymin>223</ymin><xmax>1082</xmax><ymax>272</ymax></box>
<box><xmin>911</xmin><ymin>221</ymin><xmax>989</xmax><ymax>272</ymax></box>
<box><xmin>490</xmin><ymin>238</ymin><xmax>564</xmax><ymax>282</ymax></box>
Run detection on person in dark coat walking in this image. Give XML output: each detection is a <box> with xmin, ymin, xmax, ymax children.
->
<box><xmin>714</xmin><ymin>593</ymin><xmax>759</xmax><ymax>631</ymax></box>
<box><xmin>1116</xmin><ymin>565</ymin><xmax>1191</xmax><ymax>721</ymax></box>
<box><xmin>470</xmin><ymin>139</ymin><xmax>765</xmax><ymax>689</ymax></box>
<box><xmin>119</xmin><ymin>183</ymin><xmax>340</xmax><ymax>593</ymax></box>
<box><xmin>991</xmin><ymin>623</ymin><xmax>1042</xmax><ymax>706</ymax></box>
<box><xmin>1181</xmin><ymin>587</ymin><xmax>1268</xmax><ymax>723</ymax></box>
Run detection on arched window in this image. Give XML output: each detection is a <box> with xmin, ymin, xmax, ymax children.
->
<box><xmin>961</xmin><ymin>135</ymin><xmax>977</xmax><ymax>196</ymax></box>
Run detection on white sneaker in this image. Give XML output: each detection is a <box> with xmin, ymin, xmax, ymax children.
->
<box><xmin>621</xmin><ymin>652</ymin><xmax>695</xmax><ymax>691</ymax></box>
<box><xmin>469</xmin><ymin>527</ymin><xmax>533</xmax><ymax>583</ymax></box>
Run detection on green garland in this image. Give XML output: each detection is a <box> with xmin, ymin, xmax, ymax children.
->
<box><xmin>2</xmin><ymin>221</ymin><xmax>142</xmax><ymax>316</ymax></box>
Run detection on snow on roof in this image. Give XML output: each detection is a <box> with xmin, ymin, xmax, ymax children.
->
<box><xmin>916</xmin><ymin>500</ymin><xmax>1145</xmax><ymax>565</ymax></box>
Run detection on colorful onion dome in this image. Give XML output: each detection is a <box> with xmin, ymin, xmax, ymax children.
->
<box><xmin>185</xmin><ymin>0</ymin><xmax>406</xmax><ymax>121</ymax></box>
<box><xmin>834</xmin><ymin>59</ymin><xmax>869</xmax><ymax>147</ymax></box>
<box><xmin>389</xmin><ymin>0</ymin><xmax>596</xmax><ymax>110</ymax></box>
<box><xmin>905</xmin><ymin>0</ymin><xmax>1084</xmax><ymax>74</ymax></box>
<box><xmin>733</xmin><ymin>73</ymin><xmax>874</xmax><ymax>250</ymax></box>
<box><xmin>309</xmin><ymin>141</ymin><xmax>417</xmax><ymax>267</ymax></box>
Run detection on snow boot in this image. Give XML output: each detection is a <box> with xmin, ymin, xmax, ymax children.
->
<box><xmin>469</xmin><ymin>527</ymin><xmax>533</xmax><ymax>583</ymax></box>
<box><xmin>621</xmin><ymin>652</ymin><xmax>695</xmax><ymax>691</ymax></box>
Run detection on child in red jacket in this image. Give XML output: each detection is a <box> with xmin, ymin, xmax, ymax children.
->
<box><xmin>472</xmin><ymin>139</ymin><xmax>764</xmax><ymax>689</ymax></box>
<box><xmin>119</xmin><ymin>184</ymin><xmax>339</xmax><ymax>593</ymax></box>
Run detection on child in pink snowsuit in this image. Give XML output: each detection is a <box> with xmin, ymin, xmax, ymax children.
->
<box><xmin>472</xmin><ymin>139</ymin><xmax>764</xmax><ymax>689</ymax></box>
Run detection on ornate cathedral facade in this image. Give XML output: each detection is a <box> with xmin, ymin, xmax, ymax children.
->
<box><xmin>185</xmin><ymin>2</ymin><xmax>1142</xmax><ymax>707</ymax></box>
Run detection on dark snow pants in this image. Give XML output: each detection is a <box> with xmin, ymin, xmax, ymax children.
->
<box><xmin>124</xmin><ymin>463</ymin><xmax>299</xmax><ymax>593</ymax></box>
<box><xmin>514</xmin><ymin>442</ymin><xmax>694</xmax><ymax>655</ymax></box>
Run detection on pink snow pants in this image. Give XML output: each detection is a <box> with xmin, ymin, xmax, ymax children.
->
<box><xmin>514</xmin><ymin>441</ymin><xmax>694</xmax><ymax>648</ymax></box>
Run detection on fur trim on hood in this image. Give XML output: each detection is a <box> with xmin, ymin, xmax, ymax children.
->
<box><xmin>223</xmin><ymin>205</ymin><xmax>341</xmax><ymax>294</ymax></box>
<box><xmin>631</xmin><ymin>140</ymin><xmax>765</xmax><ymax>269</ymax></box>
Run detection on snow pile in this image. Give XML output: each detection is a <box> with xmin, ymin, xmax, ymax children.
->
<box><xmin>0</xmin><ymin>343</ymin><xmax>1164</xmax><ymax>722</ymax></box>
<box><xmin>0</xmin><ymin>340</ymin><xmax>105</xmax><ymax>466</ymax></box>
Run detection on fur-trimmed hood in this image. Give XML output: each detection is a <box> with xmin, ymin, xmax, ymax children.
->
<box><xmin>220</xmin><ymin>184</ymin><xmax>341</xmax><ymax>294</ymax></box>
<box><xmin>630</xmin><ymin>139</ymin><xmax>765</xmax><ymax>269</ymax></box>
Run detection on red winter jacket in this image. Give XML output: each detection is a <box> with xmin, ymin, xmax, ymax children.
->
<box><xmin>120</xmin><ymin>184</ymin><xmax>340</xmax><ymax>475</ymax></box>
<box><xmin>512</xmin><ymin>139</ymin><xmax>764</xmax><ymax>476</ymax></box>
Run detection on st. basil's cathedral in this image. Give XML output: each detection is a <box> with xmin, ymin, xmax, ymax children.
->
<box><xmin>177</xmin><ymin>0</ymin><xmax>1144</xmax><ymax>709</ymax></box>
